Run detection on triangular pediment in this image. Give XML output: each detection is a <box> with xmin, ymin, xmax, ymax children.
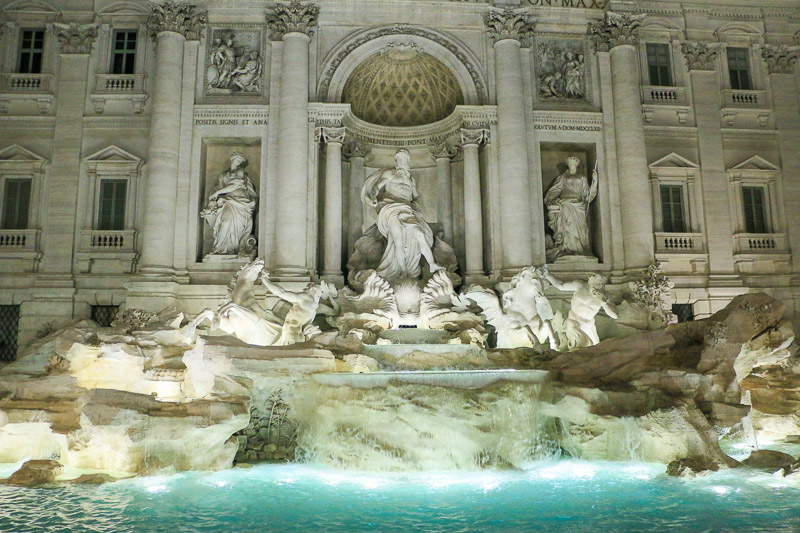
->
<box><xmin>730</xmin><ymin>155</ymin><xmax>779</xmax><ymax>172</ymax></box>
<box><xmin>649</xmin><ymin>153</ymin><xmax>699</xmax><ymax>169</ymax></box>
<box><xmin>0</xmin><ymin>144</ymin><xmax>46</xmax><ymax>162</ymax></box>
<box><xmin>84</xmin><ymin>145</ymin><xmax>141</xmax><ymax>163</ymax></box>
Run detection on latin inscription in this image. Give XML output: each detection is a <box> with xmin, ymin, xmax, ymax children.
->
<box><xmin>194</xmin><ymin>118</ymin><xmax>269</xmax><ymax>126</ymax></box>
<box><xmin>534</xmin><ymin>124</ymin><xmax>601</xmax><ymax>131</ymax></box>
<box><xmin>528</xmin><ymin>0</ymin><xmax>606</xmax><ymax>7</ymax></box>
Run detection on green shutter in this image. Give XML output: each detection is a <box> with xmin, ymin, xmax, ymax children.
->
<box><xmin>660</xmin><ymin>185</ymin><xmax>685</xmax><ymax>233</ymax></box>
<box><xmin>1</xmin><ymin>179</ymin><xmax>32</xmax><ymax>230</ymax></box>
<box><xmin>97</xmin><ymin>179</ymin><xmax>127</xmax><ymax>231</ymax></box>
<box><xmin>742</xmin><ymin>186</ymin><xmax>766</xmax><ymax>234</ymax></box>
<box><xmin>646</xmin><ymin>43</ymin><xmax>673</xmax><ymax>87</ymax></box>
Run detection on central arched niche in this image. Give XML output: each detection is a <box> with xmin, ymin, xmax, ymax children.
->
<box><xmin>342</xmin><ymin>44</ymin><xmax>464</xmax><ymax>127</ymax></box>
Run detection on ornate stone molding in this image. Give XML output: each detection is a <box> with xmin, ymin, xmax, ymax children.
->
<box><xmin>485</xmin><ymin>8</ymin><xmax>534</xmax><ymax>44</ymax></box>
<box><xmin>429</xmin><ymin>142</ymin><xmax>458</xmax><ymax>159</ymax></box>
<box><xmin>321</xmin><ymin>126</ymin><xmax>347</xmax><ymax>144</ymax></box>
<box><xmin>148</xmin><ymin>1</ymin><xmax>207</xmax><ymax>40</ymax></box>
<box><xmin>266</xmin><ymin>0</ymin><xmax>319</xmax><ymax>40</ymax></box>
<box><xmin>761</xmin><ymin>45</ymin><xmax>799</xmax><ymax>75</ymax></box>
<box><xmin>681</xmin><ymin>41</ymin><xmax>719</xmax><ymax>71</ymax></box>
<box><xmin>54</xmin><ymin>23</ymin><xmax>97</xmax><ymax>54</ymax></box>
<box><xmin>588</xmin><ymin>12</ymin><xmax>645</xmax><ymax>52</ymax></box>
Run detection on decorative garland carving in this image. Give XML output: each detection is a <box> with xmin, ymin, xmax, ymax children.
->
<box><xmin>681</xmin><ymin>41</ymin><xmax>718</xmax><ymax>71</ymax></box>
<box><xmin>148</xmin><ymin>1</ymin><xmax>207</xmax><ymax>40</ymax></box>
<box><xmin>54</xmin><ymin>23</ymin><xmax>97</xmax><ymax>54</ymax></box>
<box><xmin>588</xmin><ymin>12</ymin><xmax>645</xmax><ymax>52</ymax></box>
<box><xmin>318</xmin><ymin>25</ymin><xmax>486</xmax><ymax>105</ymax></box>
<box><xmin>485</xmin><ymin>7</ymin><xmax>534</xmax><ymax>44</ymax></box>
<box><xmin>761</xmin><ymin>45</ymin><xmax>798</xmax><ymax>75</ymax></box>
<box><xmin>266</xmin><ymin>0</ymin><xmax>319</xmax><ymax>40</ymax></box>
<box><xmin>321</xmin><ymin>126</ymin><xmax>347</xmax><ymax>144</ymax></box>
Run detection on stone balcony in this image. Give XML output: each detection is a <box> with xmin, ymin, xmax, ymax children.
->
<box><xmin>91</xmin><ymin>73</ymin><xmax>148</xmax><ymax>114</ymax></box>
<box><xmin>640</xmin><ymin>85</ymin><xmax>690</xmax><ymax>125</ymax></box>
<box><xmin>0</xmin><ymin>73</ymin><xmax>54</xmax><ymax>114</ymax></box>
<box><xmin>0</xmin><ymin>229</ymin><xmax>42</xmax><ymax>272</ymax></box>
<box><xmin>733</xmin><ymin>232</ymin><xmax>791</xmax><ymax>274</ymax></box>
<box><xmin>733</xmin><ymin>232</ymin><xmax>787</xmax><ymax>254</ymax></box>
<box><xmin>721</xmin><ymin>89</ymin><xmax>770</xmax><ymax>127</ymax></box>
<box><xmin>76</xmin><ymin>229</ymin><xmax>139</xmax><ymax>273</ymax></box>
<box><xmin>654</xmin><ymin>232</ymin><xmax>708</xmax><ymax>275</ymax></box>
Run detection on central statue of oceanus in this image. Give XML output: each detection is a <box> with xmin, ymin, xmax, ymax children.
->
<box><xmin>347</xmin><ymin>149</ymin><xmax>458</xmax><ymax>288</ymax></box>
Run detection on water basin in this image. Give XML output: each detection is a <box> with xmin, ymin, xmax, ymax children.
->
<box><xmin>313</xmin><ymin>369</ymin><xmax>549</xmax><ymax>389</ymax></box>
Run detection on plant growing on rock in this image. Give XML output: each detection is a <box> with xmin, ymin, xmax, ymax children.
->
<box><xmin>630</xmin><ymin>261</ymin><xmax>676</xmax><ymax>327</ymax></box>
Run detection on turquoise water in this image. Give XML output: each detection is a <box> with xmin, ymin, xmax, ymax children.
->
<box><xmin>2</xmin><ymin>461</ymin><xmax>800</xmax><ymax>532</ymax></box>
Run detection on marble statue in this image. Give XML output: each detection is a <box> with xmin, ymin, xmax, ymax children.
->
<box><xmin>186</xmin><ymin>259</ymin><xmax>282</xmax><ymax>346</ymax></box>
<box><xmin>231</xmin><ymin>51</ymin><xmax>262</xmax><ymax>92</ymax></box>
<box><xmin>201</xmin><ymin>152</ymin><xmax>258</xmax><ymax>257</ymax></box>
<box><xmin>464</xmin><ymin>267</ymin><xmax>558</xmax><ymax>350</ymax></box>
<box><xmin>260</xmin><ymin>271</ymin><xmax>337</xmax><ymax>346</ymax></box>
<box><xmin>544</xmin><ymin>156</ymin><xmax>598</xmax><ymax>262</ymax></box>
<box><xmin>361</xmin><ymin>149</ymin><xmax>442</xmax><ymax>281</ymax></box>
<box><xmin>539</xmin><ymin>266</ymin><xmax>618</xmax><ymax>349</ymax></box>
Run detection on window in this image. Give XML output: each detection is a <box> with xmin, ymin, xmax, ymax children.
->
<box><xmin>1</xmin><ymin>179</ymin><xmax>32</xmax><ymax>230</ymax></box>
<box><xmin>742</xmin><ymin>186</ymin><xmax>767</xmax><ymax>233</ymax></box>
<box><xmin>18</xmin><ymin>29</ymin><xmax>45</xmax><ymax>74</ymax></box>
<box><xmin>659</xmin><ymin>185</ymin><xmax>685</xmax><ymax>233</ymax></box>
<box><xmin>646</xmin><ymin>43</ymin><xmax>673</xmax><ymax>87</ymax></box>
<box><xmin>97</xmin><ymin>179</ymin><xmax>127</xmax><ymax>231</ymax></box>
<box><xmin>0</xmin><ymin>305</ymin><xmax>20</xmax><ymax>362</ymax></box>
<box><xmin>111</xmin><ymin>30</ymin><xmax>137</xmax><ymax>75</ymax></box>
<box><xmin>91</xmin><ymin>305</ymin><xmax>119</xmax><ymax>327</ymax></box>
<box><xmin>727</xmin><ymin>47</ymin><xmax>752</xmax><ymax>90</ymax></box>
<box><xmin>672</xmin><ymin>303</ymin><xmax>694</xmax><ymax>323</ymax></box>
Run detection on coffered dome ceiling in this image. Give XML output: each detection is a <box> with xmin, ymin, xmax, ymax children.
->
<box><xmin>342</xmin><ymin>46</ymin><xmax>464</xmax><ymax>127</ymax></box>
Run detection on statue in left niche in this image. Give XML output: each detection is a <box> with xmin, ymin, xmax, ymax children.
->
<box><xmin>201</xmin><ymin>151</ymin><xmax>258</xmax><ymax>258</ymax></box>
<box><xmin>186</xmin><ymin>259</ymin><xmax>337</xmax><ymax>346</ymax></box>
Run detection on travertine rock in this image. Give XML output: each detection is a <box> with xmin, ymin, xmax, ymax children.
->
<box><xmin>4</xmin><ymin>460</ymin><xmax>64</xmax><ymax>486</ymax></box>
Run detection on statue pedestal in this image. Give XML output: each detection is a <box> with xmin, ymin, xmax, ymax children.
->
<box><xmin>549</xmin><ymin>255</ymin><xmax>600</xmax><ymax>272</ymax></box>
<box><xmin>202</xmin><ymin>254</ymin><xmax>250</xmax><ymax>265</ymax></box>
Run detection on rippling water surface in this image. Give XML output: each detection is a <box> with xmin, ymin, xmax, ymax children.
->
<box><xmin>1</xmin><ymin>461</ymin><xmax>799</xmax><ymax>532</ymax></box>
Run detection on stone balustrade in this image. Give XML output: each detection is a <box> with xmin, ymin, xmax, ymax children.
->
<box><xmin>641</xmin><ymin>85</ymin><xmax>687</xmax><ymax>105</ymax></box>
<box><xmin>0</xmin><ymin>73</ymin><xmax>53</xmax><ymax>93</ymax></box>
<box><xmin>94</xmin><ymin>73</ymin><xmax>145</xmax><ymax>93</ymax></box>
<box><xmin>733</xmin><ymin>232</ymin><xmax>787</xmax><ymax>254</ymax></box>
<box><xmin>0</xmin><ymin>229</ymin><xmax>41</xmax><ymax>251</ymax></box>
<box><xmin>723</xmin><ymin>89</ymin><xmax>766</xmax><ymax>108</ymax></box>
<box><xmin>654</xmin><ymin>232</ymin><xmax>705</xmax><ymax>254</ymax></box>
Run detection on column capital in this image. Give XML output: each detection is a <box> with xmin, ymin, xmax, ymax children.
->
<box><xmin>321</xmin><ymin>126</ymin><xmax>347</xmax><ymax>145</ymax></box>
<box><xmin>54</xmin><ymin>23</ymin><xmax>97</xmax><ymax>54</ymax></box>
<box><xmin>761</xmin><ymin>45</ymin><xmax>799</xmax><ymax>75</ymax></box>
<box><xmin>681</xmin><ymin>41</ymin><xmax>719</xmax><ymax>72</ymax></box>
<box><xmin>266</xmin><ymin>0</ymin><xmax>319</xmax><ymax>40</ymax></box>
<box><xmin>148</xmin><ymin>1</ymin><xmax>207</xmax><ymax>40</ymax></box>
<box><xmin>429</xmin><ymin>142</ymin><xmax>458</xmax><ymax>160</ymax></box>
<box><xmin>588</xmin><ymin>12</ymin><xmax>645</xmax><ymax>52</ymax></box>
<box><xmin>343</xmin><ymin>140</ymin><xmax>371</xmax><ymax>160</ymax></box>
<box><xmin>460</xmin><ymin>128</ymin><xmax>489</xmax><ymax>146</ymax></box>
<box><xmin>485</xmin><ymin>7</ymin><xmax>534</xmax><ymax>45</ymax></box>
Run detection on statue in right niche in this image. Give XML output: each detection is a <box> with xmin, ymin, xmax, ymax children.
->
<box><xmin>544</xmin><ymin>156</ymin><xmax>598</xmax><ymax>262</ymax></box>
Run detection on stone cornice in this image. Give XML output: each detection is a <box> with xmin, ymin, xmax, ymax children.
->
<box><xmin>681</xmin><ymin>41</ymin><xmax>718</xmax><ymax>72</ymax></box>
<box><xmin>55</xmin><ymin>23</ymin><xmax>97</xmax><ymax>55</ymax></box>
<box><xmin>148</xmin><ymin>1</ymin><xmax>207</xmax><ymax>40</ymax></box>
<box><xmin>266</xmin><ymin>0</ymin><xmax>319</xmax><ymax>40</ymax></box>
<box><xmin>588</xmin><ymin>12</ymin><xmax>645</xmax><ymax>52</ymax></box>
<box><xmin>485</xmin><ymin>7</ymin><xmax>534</xmax><ymax>44</ymax></box>
<box><xmin>761</xmin><ymin>45</ymin><xmax>799</xmax><ymax>75</ymax></box>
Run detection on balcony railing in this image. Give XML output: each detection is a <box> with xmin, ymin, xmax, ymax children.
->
<box><xmin>722</xmin><ymin>89</ymin><xmax>766</xmax><ymax>108</ymax></box>
<box><xmin>734</xmin><ymin>233</ymin><xmax>787</xmax><ymax>254</ymax></box>
<box><xmin>654</xmin><ymin>232</ymin><xmax>705</xmax><ymax>254</ymax></box>
<box><xmin>0</xmin><ymin>73</ymin><xmax>53</xmax><ymax>93</ymax></box>
<box><xmin>79</xmin><ymin>230</ymin><xmax>137</xmax><ymax>253</ymax></box>
<box><xmin>0</xmin><ymin>229</ymin><xmax>41</xmax><ymax>252</ymax></box>
<box><xmin>94</xmin><ymin>73</ymin><xmax>145</xmax><ymax>94</ymax></box>
<box><xmin>641</xmin><ymin>85</ymin><xmax>687</xmax><ymax>106</ymax></box>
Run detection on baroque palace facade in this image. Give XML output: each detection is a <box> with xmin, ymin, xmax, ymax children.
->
<box><xmin>0</xmin><ymin>0</ymin><xmax>798</xmax><ymax>355</ymax></box>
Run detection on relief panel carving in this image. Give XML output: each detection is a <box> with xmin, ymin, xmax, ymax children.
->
<box><xmin>536</xmin><ymin>38</ymin><xmax>588</xmax><ymax>102</ymax></box>
<box><xmin>205</xmin><ymin>27</ymin><xmax>266</xmax><ymax>96</ymax></box>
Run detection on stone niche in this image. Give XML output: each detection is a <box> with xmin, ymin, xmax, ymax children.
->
<box><xmin>198</xmin><ymin>138</ymin><xmax>262</xmax><ymax>261</ymax></box>
<box><xmin>539</xmin><ymin>142</ymin><xmax>603</xmax><ymax>264</ymax></box>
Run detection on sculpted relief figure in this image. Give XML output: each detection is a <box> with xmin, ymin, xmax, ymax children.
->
<box><xmin>538</xmin><ymin>41</ymin><xmax>586</xmax><ymax>100</ymax></box>
<box><xmin>544</xmin><ymin>156</ymin><xmax>598</xmax><ymax>262</ymax></box>
<box><xmin>360</xmin><ymin>149</ymin><xmax>443</xmax><ymax>281</ymax></box>
<box><xmin>207</xmin><ymin>31</ymin><xmax>263</xmax><ymax>93</ymax></box>
<box><xmin>201</xmin><ymin>152</ymin><xmax>258</xmax><ymax>257</ymax></box>
<box><xmin>540</xmin><ymin>266</ymin><xmax>618</xmax><ymax>349</ymax></box>
<box><xmin>260</xmin><ymin>271</ymin><xmax>336</xmax><ymax>346</ymax></box>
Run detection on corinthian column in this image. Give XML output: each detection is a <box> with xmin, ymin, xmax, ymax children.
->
<box><xmin>38</xmin><ymin>24</ymin><xmax>96</xmax><ymax>279</ymax></box>
<box><xmin>429</xmin><ymin>142</ymin><xmax>457</xmax><ymax>243</ymax></box>
<box><xmin>321</xmin><ymin>127</ymin><xmax>346</xmax><ymax>282</ymax></box>
<box><xmin>762</xmin><ymin>46</ymin><xmax>800</xmax><ymax>277</ymax></box>
<box><xmin>486</xmin><ymin>8</ymin><xmax>534</xmax><ymax>273</ymax></box>
<box><xmin>267</xmin><ymin>0</ymin><xmax>319</xmax><ymax>278</ymax></box>
<box><xmin>460</xmin><ymin>128</ymin><xmax>488</xmax><ymax>278</ymax></box>
<box><xmin>140</xmin><ymin>2</ymin><xmax>206</xmax><ymax>275</ymax></box>
<box><xmin>344</xmin><ymin>141</ymin><xmax>370</xmax><ymax>258</ymax></box>
<box><xmin>589</xmin><ymin>13</ymin><xmax>653</xmax><ymax>270</ymax></box>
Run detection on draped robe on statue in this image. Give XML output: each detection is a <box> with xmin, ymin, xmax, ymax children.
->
<box><xmin>544</xmin><ymin>170</ymin><xmax>597</xmax><ymax>261</ymax></box>
<box><xmin>202</xmin><ymin>168</ymin><xmax>257</xmax><ymax>255</ymax></box>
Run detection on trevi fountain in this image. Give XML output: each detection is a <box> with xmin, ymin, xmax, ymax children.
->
<box><xmin>1</xmin><ymin>0</ymin><xmax>800</xmax><ymax>530</ymax></box>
